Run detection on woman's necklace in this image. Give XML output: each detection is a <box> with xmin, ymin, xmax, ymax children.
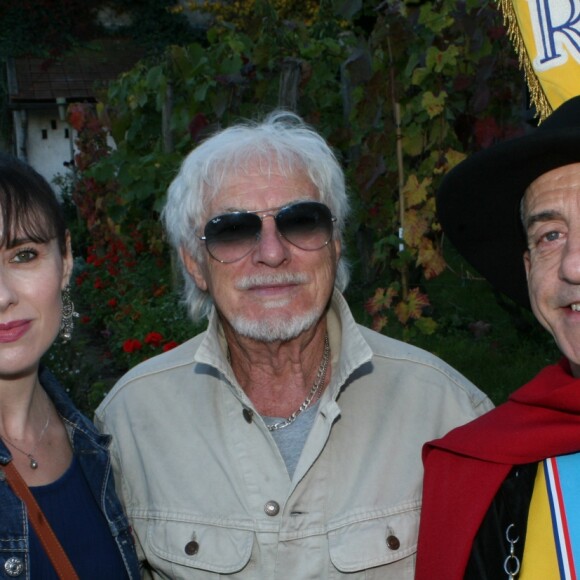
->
<box><xmin>267</xmin><ymin>333</ymin><xmax>330</xmax><ymax>432</ymax></box>
<box><xmin>0</xmin><ymin>411</ymin><xmax>50</xmax><ymax>470</ymax></box>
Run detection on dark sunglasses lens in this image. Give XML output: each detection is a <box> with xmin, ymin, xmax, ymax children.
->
<box><xmin>204</xmin><ymin>213</ymin><xmax>261</xmax><ymax>262</ymax></box>
<box><xmin>277</xmin><ymin>202</ymin><xmax>334</xmax><ymax>250</ymax></box>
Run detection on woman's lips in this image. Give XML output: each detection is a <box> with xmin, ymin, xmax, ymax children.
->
<box><xmin>0</xmin><ymin>320</ymin><xmax>31</xmax><ymax>343</ymax></box>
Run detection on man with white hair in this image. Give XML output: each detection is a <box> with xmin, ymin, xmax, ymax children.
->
<box><xmin>96</xmin><ymin>110</ymin><xmax>491</xmax><ymax>578</ymax></box>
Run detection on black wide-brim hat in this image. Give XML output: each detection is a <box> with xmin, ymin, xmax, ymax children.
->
<box><xmin>437</xmin><ymin>96</ymin><xmax>580</xmax><ymax>308</ymax></box>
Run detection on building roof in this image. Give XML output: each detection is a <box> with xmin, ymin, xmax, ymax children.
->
<box><xmin>7</xmin><ymin>38</ymin><xmax>145</xmax><ymax>107</ymax></box>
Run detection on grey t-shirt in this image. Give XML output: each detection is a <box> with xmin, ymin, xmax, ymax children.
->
<box><xmin>263</xmin><ymin>402</ymin><xmax>320</xmax><ymax>479</ymax></box>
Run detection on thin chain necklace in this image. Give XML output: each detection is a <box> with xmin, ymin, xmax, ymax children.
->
<box><xmin>267</xmin><ymin>333</ymin><xmax>330</xmax><ymax>432</ymax></box>
<box><xmin>0</xmin><ymin>410</ymin><xmax>50</xmax><ymax>470</ymax></box>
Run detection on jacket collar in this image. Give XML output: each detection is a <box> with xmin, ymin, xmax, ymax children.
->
<box><xmin>194</xmin><ymin>288</ymin><xmax>373</xmax><ymax>405</ymax></box>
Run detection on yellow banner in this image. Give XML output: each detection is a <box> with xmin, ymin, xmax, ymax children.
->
<box><xmin>498</xmin><ymin>0</ymin><xmax>580</xmax><ymax>121</ymax></box>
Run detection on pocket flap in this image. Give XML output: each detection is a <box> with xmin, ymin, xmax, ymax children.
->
<box><xmin>328</xmin><ymin>508</ymin><xmax>419</xmax><ymax>572</ymax></box>
<box><xmin>147</xmin><ymin>519</ymin><xmax>253</xmax><ymax>573</ymax></box>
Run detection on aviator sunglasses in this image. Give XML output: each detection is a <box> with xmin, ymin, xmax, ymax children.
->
<box><xmin>199</xmin><ymin>200</ymin><xmax>337</xmax><ymax>263</ymax></box>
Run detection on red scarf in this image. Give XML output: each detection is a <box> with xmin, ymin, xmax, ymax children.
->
<box><xmin>415</xmin><ymin>359</ymin><xmax>580</xmax><ymax>579</ymax></box>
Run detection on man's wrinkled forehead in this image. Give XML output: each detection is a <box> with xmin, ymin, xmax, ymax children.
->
<box><xmin>209</xmin><ymin>171</ymin><xmax>318</xmax><ymax>212</ymax></box>
<box><xmin>521</xmin><ymin>162</ymin><xmax>580</xmax><ymax>225</ymax></box>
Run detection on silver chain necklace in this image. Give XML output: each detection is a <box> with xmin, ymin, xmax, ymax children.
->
<box><xmin>267</xmin><ymin>333</ymin><xmax>330</xmax><ymax>432</ymax></box>
<box><xmin>0</xmin><ymin>411</ymin><xmax>50</xmax><ymax>469</ymax></box>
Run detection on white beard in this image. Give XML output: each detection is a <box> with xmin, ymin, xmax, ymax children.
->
<box><xmin>230</xmin><ymin>308</ymin><xmax>322</xmax><ymax>342</ymax></box>
<box><xmin>230</xmin><ymin>272</ymin><xmax>322</xmax><ymax>342</ymax></box>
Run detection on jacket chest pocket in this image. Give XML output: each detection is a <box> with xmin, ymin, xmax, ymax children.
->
<box><xmin>328</xmin><ymin>508</ymin><xmax>419</xmax><ymax>578</ymax></box>
<box><xmin>146</xmin><ymin>519</ymin><xmax>253</xmax><ymax>578</ymax></box>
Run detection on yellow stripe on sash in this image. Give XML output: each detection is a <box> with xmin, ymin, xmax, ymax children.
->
<box><xmin>520</xmin><ymin>462</ymin><xmax>560</xmax><ymax>579</ymax></box>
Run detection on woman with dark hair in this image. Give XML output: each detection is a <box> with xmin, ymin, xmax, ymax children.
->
<box><xmin>0</xmin><ymin>153</ymin><xmax>139</xmax><ymax>579</ymax></box>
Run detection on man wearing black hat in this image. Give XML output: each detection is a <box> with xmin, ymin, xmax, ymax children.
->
<box><xmin>415</xmin><ymin>95</ymin><xmax>580</xmax><ymax>579</ymax></box>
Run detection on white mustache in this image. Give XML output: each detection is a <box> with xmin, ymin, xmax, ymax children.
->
<box><xmin>235</xmin><ymin>272</ymin><xmax>309</xmax><ymax>290</ymax></box>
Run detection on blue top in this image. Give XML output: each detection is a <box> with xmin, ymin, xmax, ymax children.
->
<box><xmin>0</xmin><ymin>367</ymin><xmax>140</xmax><ymax>580</ymax></box>
<box><xmin>30</xmin><ymin>456</ymin><xmax>128</xmax><ymax>578</ymax></box>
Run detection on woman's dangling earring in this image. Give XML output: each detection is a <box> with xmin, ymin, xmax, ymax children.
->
<box><xmin>60</xmin><ymin>285</ymin><xmax>79</xmax><ymax>342</ymax></box>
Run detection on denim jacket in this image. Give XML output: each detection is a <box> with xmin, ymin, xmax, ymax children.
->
<box><xmin>0</xmin><ymin>367</ymin><xmax>140</xmax><ymax>579</ymax></box>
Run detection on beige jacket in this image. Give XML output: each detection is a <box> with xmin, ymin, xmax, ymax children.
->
<box><xmin>95</xmin><ymin>290</ymin><xmax>493</xmax><ymax>579</ymax></box>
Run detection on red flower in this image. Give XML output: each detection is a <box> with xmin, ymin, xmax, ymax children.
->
<box><xmin>123</xmin><ymin>339</ymin><xmax>142</xmax><ymax>353</ymax></box>
<box><xmin>94</xmin><ymin>278</ymin><xmax>105</xmax><ymax>290</ymax></box>
<box><xmin>80</xmin><ymin>315</ymin><xmax>91</xmax><ymax>324</ymax></box>
<box><xmin>108</xmin><ymin>298</ymin><xmax>118</xmax><ymax>308</ymax></box>
<box><xmin>145</xmin><ymin>332</ymin><xmax>164</xmax><ymax>347</ymax></box>
<box><xmin>67</xmin><ymin>104</ymin><xmax>86</xmax><ymax>132</ymax></box>
<box><xmin>162</xmin><ymin>341</ymin><xmax>178</xmax><ymax>352</ymax></box>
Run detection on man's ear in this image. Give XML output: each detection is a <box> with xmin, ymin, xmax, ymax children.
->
<box><xmin>180</xmin><ymin>246</ymin><xmax>208</xmax><ymax>292</ymax></box>
<box><xmin>333</xmin><ymin>238</ymin><xmax>341</xmax><ymax>266</ymax></box>
<box><xmin>523</xmin><ymin>250</ymin><xmax>531</xmax><ymax>280</ymax></box>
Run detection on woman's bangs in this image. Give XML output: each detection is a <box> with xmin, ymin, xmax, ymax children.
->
<box><xmin>1</xmin><ymin>194</ymin><xmax>57</xmax><ymax>248</ymax></box>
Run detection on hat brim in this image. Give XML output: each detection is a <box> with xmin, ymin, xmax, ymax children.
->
<box><xmin>437</xmin><ymin>127</ymin><xmax>580</xmax><ymax>308</ymax></box>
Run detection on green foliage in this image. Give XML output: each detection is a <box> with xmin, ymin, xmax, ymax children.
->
<box><xmin>341</xmin><ymin>0</ymin><xmax>525</xmax><ymax>334</ymax></box>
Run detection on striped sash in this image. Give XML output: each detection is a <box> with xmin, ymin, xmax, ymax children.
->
<box><xmin>521</xmin><ymin>455</ymin><xmax>580</xmax><ymax>579</ymax></box>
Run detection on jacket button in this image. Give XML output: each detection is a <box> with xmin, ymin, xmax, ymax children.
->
<box><xmin>264</xmin><ymin>501</ymin><xmax>280</xmax><ymax>516</ymax></box>
<box><xmin>184</xmin><ymin>540</ymin><xmax>199</xmax><ymax>555</ymax></box>
<box><xmin>386</xmin><ymin>535</ymin><xmax>400</xmax><ymax>550</ymax></box>
<box><xmin>4</xmin><ymin>557</ymin><xmax>24</xmax><ymax>576</ymax></box>
<box><xmin>243</xmin><ymin>408</ymin><xmax>253</xmax><ymax>423</ymax></box>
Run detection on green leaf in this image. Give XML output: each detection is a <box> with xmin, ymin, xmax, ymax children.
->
<box><xmin>426</xmin><ymin>45</ymin><xmax>459</xmax><ymax>72</ymax></box>
<box><xmin>194</xmin><ymin>82</ymin><xmax>210</xmax><ymax>102</ymax></box>
<box><xmin>146</xmin><ymin>66</ymin><xmax>164</xmax><ymax>88</ymax></box>
<box><xmin>421</xmin><ymin>91</ymin><xmax>447</xmax><ymax>119</ymax></box>
<box><xmin>419</xmin><ymin>5</ymin><xmax>453</xmax><ymax>33</ymax></box>
<box><xmin>411</xmin><ymin>67</ymin><xmax>429</xmax><ymax>87</ymax></box>
<box><xmin>414</xmin><ymin>317</ymin><xmax>438</xmax><ymax>335</ymax></box>
<box><xmin>402</xmin><ymin>125</ymin><xmax>424</xmax><ymax>156</ymax></box>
